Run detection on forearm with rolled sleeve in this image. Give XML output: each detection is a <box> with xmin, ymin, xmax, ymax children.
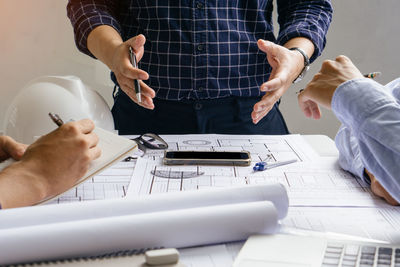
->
<box><xmin>67</xmin><ymin>0</ymin><xmax>121</xmax><ymax>58</ymax></box>
<box><xmin>332</xmin><ymin>78</ymin><xmax>400</xmax><ymax>203</ymax></box>
<box><xmin>276</xmin><ymin>0</ymin><xmax>333</xmax><ymax>62</ymax></box>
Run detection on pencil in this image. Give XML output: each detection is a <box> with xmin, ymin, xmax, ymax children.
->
<box><xmin>364</xmin><ymin>72</ymin><xmax>381</xmax><ymax>79</ymax></box>
<box><xmin>296</xmin><ymin>72</ymin><xmax>382</xmax><ymax>95</ymax></box>
<box><xmin>48</xmin><ymin>112</ymin><xmax>64</xmax><ymax>127</ymax></box>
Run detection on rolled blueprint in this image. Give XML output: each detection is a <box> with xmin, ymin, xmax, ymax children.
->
<box><xmin>0</xmin><ymin>183</ymin><xmax>288</xmax><ymax>229</ymax></box>
<box><xmin>0</xmin><ymin>201</ymin><xmax>278</xmax><ymax>265</ymax></box>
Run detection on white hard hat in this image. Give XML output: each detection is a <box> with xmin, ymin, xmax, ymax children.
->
<box><xmin>4</xmin><ymin>76</ymin><xmax>114</xmax><ymax>144</ymax></box>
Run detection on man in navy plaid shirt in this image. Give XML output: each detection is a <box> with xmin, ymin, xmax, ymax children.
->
<box><xmin>67</xmin><ymin>1</ymin><xmax>332</xmax><ymax>135</ymax></box>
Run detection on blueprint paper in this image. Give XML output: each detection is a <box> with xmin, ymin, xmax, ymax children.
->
<box><xmin>46</xmin><ymin>160</ymin><xmax>135</xmax><ymax>204</ymax></box>
<box><xmin>47</xmin><ymin>134</ymin><xmax>318</xmax><ymax>204</ymax></box>
<box><xmin>283</xmin><ymin>206</ymin><xmax>400</xmax><ymax>243</ymax></box>
<box><xmin>17</xmin><ymin>133</ymin><xmax>400</xmax><ymax>266</ymax></box>
<box><xmin>127</xmin><ymin>135</ymin><xmax>385</xmax><ymax>208</ymax></box>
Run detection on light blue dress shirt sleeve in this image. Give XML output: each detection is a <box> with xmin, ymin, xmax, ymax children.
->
<box><xmin>335</xmin><ymin>125</ymin><xmax>367</xmax><ymax>183</ymax></box>
<box><xmin>332</xmin><ymin>78</ymin><xmax>400</xmax><ymax>203</ymax></box>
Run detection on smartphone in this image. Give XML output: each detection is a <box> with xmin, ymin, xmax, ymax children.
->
<box><xmin>163</xmin><ymin>151</ymin><xmax>251</xmax><ymax>166</ymax></box>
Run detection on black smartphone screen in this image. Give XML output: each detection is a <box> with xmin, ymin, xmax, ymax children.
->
<box><xmin>165</xmin><ymin>151</ymin><xmax>249</xmax><ymax>160</ymax></box>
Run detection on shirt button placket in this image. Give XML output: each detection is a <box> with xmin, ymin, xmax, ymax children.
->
<box><xmin>194</xmin><ymin>102</ymin><xmax>203</xmax><ymax>111</ymax></box>
<box><xmin>194</xmin><ymin>1</ymin><xmax>206</xmax><ymax>99</ymax></box>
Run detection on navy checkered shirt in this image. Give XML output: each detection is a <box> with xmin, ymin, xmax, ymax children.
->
<box><xmin>67</xmin><ymin>0</ymin><xmax>332</xmax><ymax>100</ymax></box>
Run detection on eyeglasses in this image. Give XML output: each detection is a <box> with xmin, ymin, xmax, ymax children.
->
<box><xmin>132</xmin><ymin>133</ymin><xmax>168</xmax><ymax>150</ymax></box>
<box><xmin>124</xmin><ymin>133</ymin><xmax>168</xmax><ymax>161</ymax></box>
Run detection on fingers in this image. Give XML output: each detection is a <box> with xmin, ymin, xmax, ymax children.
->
<box><xmin>254</xmin><ymin>90</ymin><xmax>281</xmax><ymax>112</ymax></box>
<box><xmin>119</xmin><ymin>80</ymin><xmax>155</xmax><ymax>109</ymax></box>
<box><xmin>125</xmin><ymin>34</ymin><xmax>146</xmax><ymax>63</ymax></box>
<box><xmin>371</xmin><ymin>179</ymin><xmax>399</xmax><ymax>206</ymax></box>
<box><xmin>139</xmin><ymin>80</ymin><xmax>156</xmax><ymax>98</ymax></box>
<box><xmin>335</xmin><ymin>55</ymin><xmax>360</xmax><ymax>73</ymax></box>
<box><xmin>261</xmin><ymin>76</ymin><xmax>284</xmax><ymax>92</ymax></box>
<box><xmin>118</xmin><ymin>63</ymin><xmax>154</xmax><ymax>109</ymax></box>
<box><xmin>320</xmin><ymin>59</ymin><xmax>336</xmax><ymax>73</ymax></box>
<box><xmin>259</xmin><ymin>51</ymin><xmax>290</xmax><ymax>92</ymax></box>
<box><xmin>64</xmin><ymin>123</ymin><xmax>101</xmax><ymax>159</ymax></box>
<box><xmin>114</xmin><ymin>37</ymin><xmax>156</xmax><ymax>110</ymax></box>
<box><xmin>335</xmin><ymin>55</ymin><xmax>350</xmax><ymax>63</ymax></box>
<box><xmin>0</xmin><ymin>136</ymin><xmax>27</xmax><ymax>160</ymax></box>
<box><xmin>113</xmin><ymin>34</ymin><xmax>155</xmax><ymax>110</ymax></box>
<box><xmin>252</xmin><ymin>91</ymin><xmax>282</xmax><ymax>124</ymax></box>
<box><xmin>309</xmin><ymin>102</ymin><xmax>322</xmax><ymax>119</ymax></box>
<box><xmin>119</xmin><ymin>75</ymin><xmax>155</xmax><ymax>98</ymax></box>
<box><xmin>251</xmin><ymin>108</ymin><xmax>270</xmax><ymax>124</ymax></box>
<box><xmin>368</xmin><ymin>170</ymin><xmax>399</xmax><ymax>206</ymax></box>
<box><xmin>85</xmin><ymin>132</ymin><xmax>99</xmax><ymax>148</ymax></box>
<box><xmin>297</xmin><ymin>90</ymin><xmax>322</xmax><ymax>120</ymax></box>
<box><xmin>257</xmin><ymin>39</ymin><xmax>278</xmax><ymax>55</ymax></box>
<box><xmin>138</xmin><ymin>81</ymin><xmax>156</xmax><ymax>109</ymax></box>
<box><xmin>75</xmin><ymin>119</ymin><xmax>96</xmax><ymax>134</ymax></box>
<box><xmin>299</xmin><ymin>99</ymin><xmax>322</xmax><ymax>119</ymax></box>
<box><xmin>298</xmin><ymin>96</ymin><xmax>312</xmax><ymax>118</ymax></box>
<box><xmin>321</xmin><ymin>55</ymin><xmax>350</xmax><ymax>68</ymax></box>
<box><xmin>320</xmin><ymin>55</ymin><xmax>354</xmax><ymax>73</ymax></box>
<box><xmin>88</xmin><ymin>146</ymin><xmax>102</xmax><ymax>161</ymax></box>
<box><xmin>121</xmin><ymin>63</ymin><xmax>149</xmax><ymax>80</ymax></box>
<box><xmin>126</xmin><ymin>34</ymin><xmax>146</xmax><ymax>53</ymax></box>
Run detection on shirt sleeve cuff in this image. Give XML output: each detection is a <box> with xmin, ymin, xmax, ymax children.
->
<box><xmin>335</xmin><ymin>125</ymin><xmax>368</xmax><ymax>183</ymax></box>
<box><xmin>332</xmin><ymin>78</ymin><xmax>395</xmax><ymax>137</ymax></box>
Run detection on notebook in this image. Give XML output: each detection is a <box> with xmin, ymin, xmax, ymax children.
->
<box><xmin>233</xmin><ymin>234</ymin><xmax>397</xmax><ymax>267</ymax></box>
<box><xmin>37</xmin><ymin>126</ymin><xmax>137</xmax><ymax>204</ymax></box>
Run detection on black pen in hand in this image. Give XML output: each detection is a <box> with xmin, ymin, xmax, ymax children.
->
<box><xmin>129</xmin><ymin>47</ymin><xmax>142</xmax><ymax>103</ymax></box>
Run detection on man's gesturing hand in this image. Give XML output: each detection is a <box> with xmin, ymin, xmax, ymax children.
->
<box><xmin>252</xmin><ymin>40</ymin><xmax>306</xmax><ymax>124</ymax></box>
<box><xmin>110</xmin><ymin>34</ymin><xmax>155</xmax><ymax>109</ymax></box>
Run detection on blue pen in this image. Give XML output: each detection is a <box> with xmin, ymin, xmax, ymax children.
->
<box><xmin>253</xmin><ymin>158</ymin><xmax>297</xmax><ymax>171</ymax></box>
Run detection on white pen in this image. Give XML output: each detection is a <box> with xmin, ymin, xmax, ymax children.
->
<box><xmin>253</xmin><ymin>158</ymin><xmax>297</xmax><ymax>171</ymax></box>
